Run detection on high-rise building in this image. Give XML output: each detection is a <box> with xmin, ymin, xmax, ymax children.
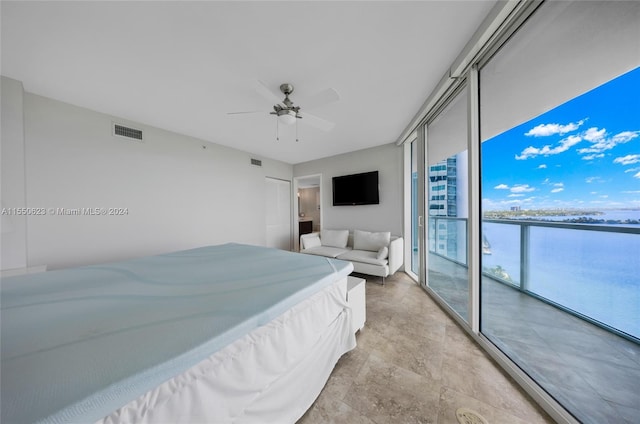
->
<box><xmin>428</xmin><ymin>153</ymin><xmax>467</xmax><ymax>262</ymax></box>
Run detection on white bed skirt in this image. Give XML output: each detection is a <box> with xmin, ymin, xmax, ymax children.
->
<box><xmin>97</xmin><ymin>277</ymin><xmax>355</xmax><ymax>424</ymax></box>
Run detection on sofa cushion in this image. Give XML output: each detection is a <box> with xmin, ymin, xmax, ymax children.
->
<box><xmin>377</xmin><ymin>246</ymin><xmax>389</xmax><ymax>260</ymax></box>
<box><xmin>321</xmin><ymin>229</ymin><xmax>349</xmax><ymax>248</ymax></box>
<box><xmin>337</xmin><ymin>249</ymin><xmax>388</xmax><ymax>266</ymax></box>
<box><xmin>303</xmin><ymin>234</ymin><xmax>322</xmax><ymax>249</ymax></box>
<box><xmin>302</xmin><ymin>246</ymin><xmax>350</xmax><ymax>258</ymax></box>
<box><xmin>353</xmin><ymin>230</ymin><xmax>391</xmax><ymax>251</ymax></box>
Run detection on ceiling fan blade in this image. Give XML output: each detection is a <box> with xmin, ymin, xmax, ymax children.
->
<box><xmin>304</xmin><ymin>87</ymin><xmax>340</xmax><ymax>110</ymax></box>
<box><xmin>255</xmin><ymin>80</ymin><xmax>284</xmax><ymax>105</ymax></box>
<box><xmin>227</xmin><ymin>110</ymin><xmax>265</xmax><ymax>115</ymax></box>
<box><xmin>299</xmin><ymin>111</ymin><xmax>335</xmax><ymax>132</ymax></box>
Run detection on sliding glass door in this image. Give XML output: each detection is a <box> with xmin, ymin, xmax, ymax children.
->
<box><xmin>406</xmin><ymin>2</ymin><xmax>639</xmax><ymax>422</ymax></box>
<box><xmin>425</xmin><ymin>88</ymin><xmax>470</xmax><ymax>322</ymax></box>
<box><xmin>479</xmin><ymin>2</ymin><xmax>639</xmax><ymax>423</ymax></box>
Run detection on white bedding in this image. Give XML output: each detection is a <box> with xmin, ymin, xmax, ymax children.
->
<box><xmin>98</xmin><ymin>277</ymin><xmax>354</xmax><ymax>424</ymax></box>
<box><xmin>1</xmin><ymin>243</ymin><xmax>355</xmax><ymax>424</ymax></box>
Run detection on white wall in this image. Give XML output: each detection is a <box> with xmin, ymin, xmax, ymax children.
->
<box><xmin>293</xmin><ymin>143</ymin><xmax>403</xmax><ymax>236</ymax></box>
<box><xmin>1</xmin><ymin>77</ymin><xmax>28</xmax><ymax>270</ymax></box>
<box><xmin>2</xmin><ymin>87</ymin><xmax>291</xmax><ymax>270</ymax></box>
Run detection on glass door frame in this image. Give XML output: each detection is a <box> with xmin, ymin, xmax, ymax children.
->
<box><xmin>408</xmin><ymin>62</ymin><xmax>578</xmax><ymax>424</ymax></box>
<box><xmin>398</xmin><ymin>2</ymin><xmax>640</xmax><ymax>421</ymax></box>
<box><xmin>413</xmin><ymin>78</ymin><xmax>475</xmax><ymax>325</ymax></box>
<box><xmin>403</xmin><ymin>134</ymin><xmax>424</xmax><ymax>283</ymax></box>
<box><xmin>423</xmin><ymin>82</ymin><xmax>472</xmax><ymax>324</ymax></box>
<box><xmin>400</xmin><ymin>2</ymin><xmax>582</xmax><ymax>419</ymax></box>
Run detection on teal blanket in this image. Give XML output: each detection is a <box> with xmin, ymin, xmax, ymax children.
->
<box><xmin>1</xmin><ymin>243</ymin><xmax>353</xmax><ymax>424</ymax></box>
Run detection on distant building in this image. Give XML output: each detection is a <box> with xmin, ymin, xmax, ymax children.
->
<box><xmin>428</xmin><ymin>153</ymin><xmax>467</xmax><ymax>262</ymax></box>
<box><xmin>511</xmin><ymin>206</ymin><xmax>521</xmax><ymax>211</ymax></box>
<box><xmin>428</xmin><ymin>157</ymin><xmax>457</xmax><ymax>217</ymax></box>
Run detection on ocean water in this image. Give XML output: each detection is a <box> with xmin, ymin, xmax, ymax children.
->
<box><xmin>482</xmin><ymin>212</ymin><xmax>640</xmax><ymax>339</ymax></box>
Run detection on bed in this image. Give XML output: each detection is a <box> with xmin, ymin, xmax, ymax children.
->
<box><xmin>1</xmin><ymin>243</ymin><xmax>355</xmax><ymax>424</ymax></box>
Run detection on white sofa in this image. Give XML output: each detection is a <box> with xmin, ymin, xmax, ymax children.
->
<box><xmin>300</xmin><ymin>229</ymin><xmax>404</xmax><ymax>282</ymax></box>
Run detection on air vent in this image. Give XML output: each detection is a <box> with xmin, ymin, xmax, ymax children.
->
<box><xmin>250</xmin><ymin>158</ymin><xmax>262</xmax><ymax>167</ymax></box>
<box><xmin>113</xmin><ymin>123</ymin><xmax>143</xmax><ymax>141</ymax></box>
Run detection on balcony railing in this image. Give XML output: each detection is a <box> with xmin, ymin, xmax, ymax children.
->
<box><xmin>429</xmin><ymin>216</ymin><xmax>640</xmax><ymax>341</ymax></box>
<box><xmin>428</xmin><ymin>216</ymin><xmax>468</xmax><ymax>265</ymax></box>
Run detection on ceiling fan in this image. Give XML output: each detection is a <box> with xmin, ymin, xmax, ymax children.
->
<box><xmin>228</xmin><ymin>81</ymin><xmax>339</xmax><ymax>139</ymax></box>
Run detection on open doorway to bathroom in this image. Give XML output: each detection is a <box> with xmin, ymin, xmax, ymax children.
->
<box><xmin>293</xmin><ymin>174</ymin><xmax>322</xmax><ymax>251</ymax></box>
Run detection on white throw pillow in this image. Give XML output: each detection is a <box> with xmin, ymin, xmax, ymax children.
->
<box><xmin>321</xmin><ymin>229</ymin><xmax>349</xmax><ymax>248</ymax></box>
<box><xmin>354</xmin><ymin>229</ymin><xmax>391</xmax><ymax>251</ymax></box>
<box><xmin>377</xmin><ymin>246</ymin><xmax>389</xmax><ymax>260</ymax></box>
<box><xmin>303</xmin><ymin>235</ymin><xmax>321</xmax><ymax>249</ymax></box>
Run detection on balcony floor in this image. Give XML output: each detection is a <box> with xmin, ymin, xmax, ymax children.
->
<box><xmin>428</xmin><ymin>253</ymin><xmax>640</xmax><ymax>424</ymax></box>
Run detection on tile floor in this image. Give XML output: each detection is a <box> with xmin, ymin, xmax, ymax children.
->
<box><xmin>298</xmin><ymin>272</ymin><xmax>554</xmax><ymax>424</ymax></box>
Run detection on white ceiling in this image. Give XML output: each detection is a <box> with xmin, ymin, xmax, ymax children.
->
<box><xmin>1</xmin><ymin>1</ymin><xmax>496</xmax><ymax>165</ymax></box>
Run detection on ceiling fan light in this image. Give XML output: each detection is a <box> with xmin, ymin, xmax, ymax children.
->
<box><xmin>278</xmin><ymin>110</ymin><xmax>297</xmax><ymax>125</ymax></box>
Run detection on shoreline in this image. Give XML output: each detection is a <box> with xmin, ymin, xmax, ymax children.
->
<box><xmin>483</xmin><ymin>209</ymin><xmax>640</xmax><ymax>225</ymax></box>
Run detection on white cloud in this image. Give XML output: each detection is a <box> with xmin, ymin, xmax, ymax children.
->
<box><xmin>550</xmin><ymin>183</ymin><xmax>564</xmax><ymax>193</ymax></box>
<box><xmin>585</xmin><ymin>176</ymin><xmax>604</xmax><ymax>184</ymax></box>
<box><xmin>614</xmin><ymin>154</ymin><xmax>640</xmax><ymax>165</ymax></box>
<box><xmin>519</xmin><ymin>125</ymin><xmax>640</xmax><ymax>161</ymax></box>
<box><xmin>516</xmin><ymin>134</ymin><xmax>583</xmax><ymax>160</ymax></box>
<box><xmin>525</xmin><ymin>120</ymin><xmax>585</xmax><ymax>137</ymax></box>
<box><xmin>635</xmin><ymin>171</ymin><xmax>640</xmax><ymax>179</ymax></box>
<box><xmin>516</xmin><ymin>146</ymin><xmax>548</xmax><ymax>160</ymax></box>
<box><xmin>562</xmin><ymin>135</ymin><xmax>583</xmax><ymax>148</ymax></box>
<box><xmin>510</xmin><ymin>184</ymin><xmax>535</xmax><ymax>193</ymax></box>
<box><xmin>623</xmin><ymin>190</ymin><xmax>640</xmax><ymax>194</ymax></box>
<box><xmin>625</xmin><ymin>167</ymin><xmax>640</xmax><ymax>174</ymax></box>
<box><xmin>578</xmin><ymin>129</ymin><xmax>639</xmax><ymax>155</ymax></box>
<box><xmin>538</xmin><ymin>164</ymin><xmax>547</xmax><ymax>169</ymax></box>
<box><xmin>612</xmin><ymin>131</ymin><xmax>640</xmax><ymax>143</ymax></box>
<box><xmin>492</xmin><ymin>183</ymin><xmax>535</xmax><ymax>196</ymax></box>
<box><xmin>582</xmin><ymin>153</ymin><xmax>605</xmax><ymax>161</ymax></box>
<box><xmin>583</xmin><ymin>127</ymin><xmax>606</xmax><ymax>142</ymax></box>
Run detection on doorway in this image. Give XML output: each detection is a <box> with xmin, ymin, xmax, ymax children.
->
<box><xmin>265</xmin><ymin>177</ymin><xmax>292</xmax><ymax>251</ymax></box>
<box><xmin>293</xmin><ymin>174</ymin><xmax>322</xmax><ymax>251</ymax></box>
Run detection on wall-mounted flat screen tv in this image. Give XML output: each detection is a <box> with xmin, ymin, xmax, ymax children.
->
<box><xmin>332</xmin><ymin>171</ymin><xmax>379</xmax><ymax>206</ymax></box>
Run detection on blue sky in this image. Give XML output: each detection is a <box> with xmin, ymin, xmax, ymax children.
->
<box><xmin>482</xmin><ymin>66</ymin><xmax>640</xmax><ymax>211</ymax></box>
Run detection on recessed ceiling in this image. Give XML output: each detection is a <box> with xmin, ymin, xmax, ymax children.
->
<box><xmin>1</xmin><ymin>1</ymin><xmax>496</xmax><ymax>164</ymax></box>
